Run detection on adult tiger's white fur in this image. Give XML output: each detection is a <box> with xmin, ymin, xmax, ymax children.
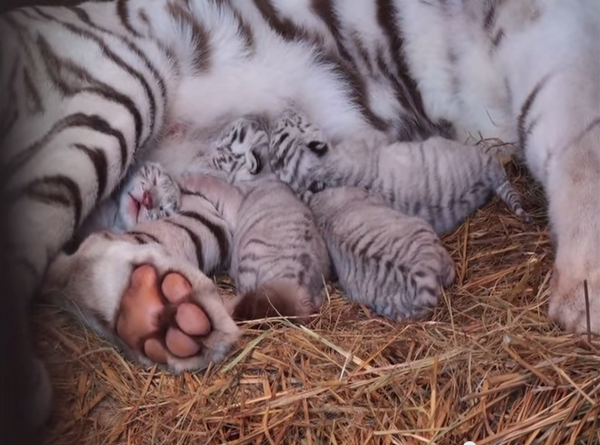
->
<box><xmin>1</xmin><ymin>0</ymin><xmax>598</xmax><ymax>429</ymax></box>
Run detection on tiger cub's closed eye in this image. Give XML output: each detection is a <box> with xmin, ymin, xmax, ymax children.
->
<box><xmin>307</xmin><ymin>141</ymin><xmax>328</xmax><ymax>156</ymax></box>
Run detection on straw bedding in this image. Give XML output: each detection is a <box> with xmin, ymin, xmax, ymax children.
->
<box><xmin>34</xmin><ymin>157</ymin><xmax>599</xmax><ymax>445</ymax></box>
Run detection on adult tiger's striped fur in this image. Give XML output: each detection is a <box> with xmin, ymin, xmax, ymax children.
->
<box><xmin>1</xmin><ymin>0</ymin><xmax>598</xmax><ymax>428</ymax></box>
<box><xmin>269</xmin><ymin>108</ymin><xmax>532</xmax><ymax>235</ymax></box>
<box><xmin>180</xmin><ymin>117</ymin><xmax>331</xmax><ymax>322</ymax></box>
<box><xmin>308</xmin><ymin>187</ymin><xmax>455</xmax><ymax>320</ymax></box>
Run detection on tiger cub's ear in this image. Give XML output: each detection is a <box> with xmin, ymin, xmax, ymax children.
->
<box><xmin>245</xmin><ymin>149</ymin><xmax>262</xmax><ymax>175</ymax></box>
<box><xmin>307</xmin><ymin>140</ymin><xmax>329</xmax><ymax>157</ymax></box>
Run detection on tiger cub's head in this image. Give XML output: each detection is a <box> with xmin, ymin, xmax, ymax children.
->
<box><xmin>118</xmin><ymin>162</ymin><xmax>181</xmax><ymax>229</ymax></box>
<box><xmin>268</xmin><ymin>107</ymin><xmax>329</xmax><ymax>195</ymax></box>
<box><xmin>210</xmin><ymin>117</ymin><xmax>269</xmax><ymax>184</ymax></box>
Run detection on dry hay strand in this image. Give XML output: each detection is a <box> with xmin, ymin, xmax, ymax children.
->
<box><xmin>35</xmin><ymin>162</ymin><xmax>599</xmax><ymax>445</ymax></box>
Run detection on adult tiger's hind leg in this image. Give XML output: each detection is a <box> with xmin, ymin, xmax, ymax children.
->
<box><xmin>499</xmin><ymin>1</ymin><xmax>600</xmax><ymax>334</ymax></box>
<box><xmin>43</xmin><ymin>233</ymin><xmax>240</xmax><ymax>373</ymax></box>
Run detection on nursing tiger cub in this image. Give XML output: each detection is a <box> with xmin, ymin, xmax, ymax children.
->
<box><xmin>269</xmin><ymin>108</ymin><xmax>531</xmax><ymax>235</ymax></box>
<box><xmin>179</xmin><ymin>117</ymin><xmax>331</xmax><ymax>323</ymax></box>
<box><xmin>308</xmin><ymin>187</ymin><xmax>455</xmax><ymax>320</ymax></box>
<box><xmin>1</xmin><ymin>0</ymin><xmax>598</xmax><ymax>428</ymax></box>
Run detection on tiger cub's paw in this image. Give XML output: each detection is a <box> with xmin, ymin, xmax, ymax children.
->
<box><xmin>404</xmin><ymin>244</ymin><xmax>456</xmax><ymax>321</ymax></box>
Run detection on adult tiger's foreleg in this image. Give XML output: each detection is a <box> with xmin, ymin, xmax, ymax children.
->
<box><xmin>43</xmin><ymin>231</ymin><xmax>240</xmax><ymax>374</ymax></box>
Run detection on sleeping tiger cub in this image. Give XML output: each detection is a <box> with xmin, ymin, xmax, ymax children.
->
<box><xmin>269</xmin><ymin>108</ymin><xmax>531</xmax><ymax>235</ymax></box>
<box><xmin>1</xmin><ymin>0</ymin><xmax>598</xmax><ymax>429</ymax></box>
<box><xmin>179</xmin><ymin>117</ymin><xmax>331</xmax><ymax>323</ymax></box>
<box><xmin>308</xmin><ymin>186</ymin><xmax>455</xmax><ymax>320</ymax></box>
<box><xmin>76</xmin><ymin>161</ymin><xmax>181</xmax><ymax>242</ymax></box>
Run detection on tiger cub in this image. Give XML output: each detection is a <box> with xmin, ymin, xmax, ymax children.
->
<box><xmin>78</xmin><ymin>115</ymin><xmax>265</xmax><ymax>246</ymax></box>
<box><xmin>180</xmin><ymin>117</ymin><xmax>331</xmax><ymax>322</ymax></box>
<box><xmin>77</xmin><ymin>162</ymin><xmax>181</xmax><ymax>241</ymax></box>
<box><xmin>308</xmin><ymin>186</ymin><xmax>455</xmax><ymax>321</ymax></box>
<box><xmin>269</xmin><ymin>109</ymin><xmax>531</xmax><ymax>235</ymax></box>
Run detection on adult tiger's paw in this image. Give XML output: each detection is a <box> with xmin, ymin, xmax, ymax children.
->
<box><xmin>545</xmin><ymin>166</ymin><xmax>599</xmax><ymax>337</ymax></box>
<box><xmin>117</xmin><ymin>265</ymin><xmax>232</xmax><ymax>373</ymax></box>
<box><xmin>548</xmin><ymin>263</ymin><xmax>599</xmax><ymax>336</ymax></box>
<box><xmin>43</xmin><ymin>234</ymin><xmax>241</xmax><ymax>374</ymax></box>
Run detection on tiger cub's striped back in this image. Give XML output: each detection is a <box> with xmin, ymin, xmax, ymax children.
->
<box><xmin>308</xmin><ymin>187</ymin><xmax>455</xmax><ymax>321</ymax></box>
<box><xmin>269</xmin><ymin>109</ymin><xmax>531</xmax><ymax>234</ymax></box>
<box><xmin>231</xmin><ymin>176</ymin><xmax>331</xmax><ymax>322</ymax></box>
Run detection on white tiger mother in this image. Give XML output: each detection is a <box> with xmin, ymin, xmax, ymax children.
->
<box><xmin>0</xmin><ymin>0</ymin><xmax>598</xmax><ymax>431</ymax></box>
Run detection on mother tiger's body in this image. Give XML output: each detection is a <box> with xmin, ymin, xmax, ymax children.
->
<box><xmin>1</xmin><ymin>0</ymin><xmax>598</xmax><ymax>431</ymax></box>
